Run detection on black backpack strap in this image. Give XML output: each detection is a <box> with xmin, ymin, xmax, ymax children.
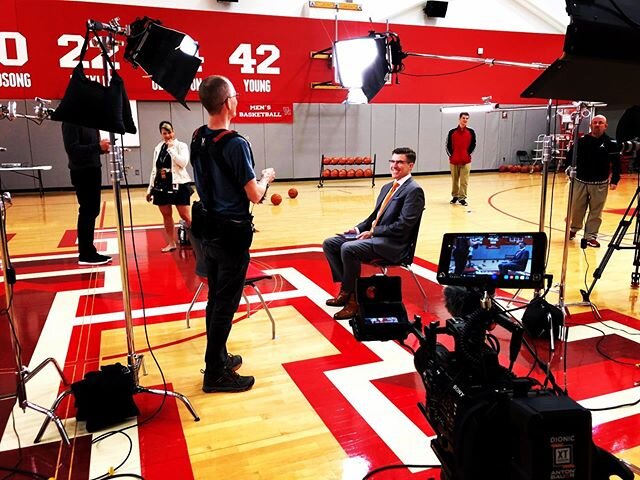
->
<box><xmin>191</xmin><ymin>126</ymin><xmax>255</xmax><ymax>198</ymax></box>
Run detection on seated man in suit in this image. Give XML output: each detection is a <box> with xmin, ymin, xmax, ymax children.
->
<box><xmin>322</xmin><ymin>147</ymin><xmax>426</xmax><ymax>320</ymax></box>
<box><xmin>498</xmin><ymin>242</ymin><xmax>529</xmax><ymax>276</ymax></box>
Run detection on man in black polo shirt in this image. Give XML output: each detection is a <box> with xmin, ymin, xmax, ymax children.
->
<box><xmin>568</xmin><ymin>115</ymin><xmax>621</xmax><ymax>248</ymax></box>
<box><xmin>62</xmin><ymin>123</ymin><xmax>112</xmax><ymax>265</ymax></box>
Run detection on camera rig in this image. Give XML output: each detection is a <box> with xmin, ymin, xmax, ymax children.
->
<box><xmin>350</xmin><ymin>230</ymin><xmax>633</xmax><ymax>480</ymax></box>
<box><xmin>353</xmin><ymin>289</ymin><xmax>633</xmax><ymax>480</ymax></box>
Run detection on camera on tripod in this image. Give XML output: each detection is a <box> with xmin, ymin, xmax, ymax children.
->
<box><xmin>349</xmin><ymin>232</ymin><xmax>632</xmax><ymax>480</ymax></box>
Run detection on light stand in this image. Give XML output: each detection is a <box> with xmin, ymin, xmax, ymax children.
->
<box><xmin>35</xmin><ymin>19</ymin><xmax>199</xmax><ymax>443</ymax></box>
<box><xmin>0</xmin><ymin>163</ymin><xmax>71</xmax><ymax>445</ymax></box>
<box><xmin>555</xmin><ymin>106</ymin><xmax>602</xmax><ymax>317</ymax></box>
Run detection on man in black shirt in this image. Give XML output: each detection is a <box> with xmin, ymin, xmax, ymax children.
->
<box><xmin>568</xmin><ymin>115</ymin><xmax>621</xmax><ymax>248</ymax></box>
<box><xmin>62</xmin><ymin>123</ymin><xmax>112</xmax><ymax>265</ymax></box>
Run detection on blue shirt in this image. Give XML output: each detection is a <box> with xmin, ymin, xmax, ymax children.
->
<box><xmin>193</xmin><ymin>128</ymin><xmax>256</xmax><ymax>218</ymax></box>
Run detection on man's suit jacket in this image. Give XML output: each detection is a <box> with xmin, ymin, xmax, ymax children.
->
<box><xmin>355</xmin><ymin>176</ymin><xmax>425</xmax><ymax>261</ymax></box>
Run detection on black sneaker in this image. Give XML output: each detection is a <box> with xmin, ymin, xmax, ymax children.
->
<box><xmin>569</xmin><ymin>231</ymin><xmax>576</xmax><ymax>240</ymax></box>
<box><xmin>78</xmin><ymin>253</ymin><xmax>112</xmax><ymax>266</ymax></box>
<box><xmin>226</xmin><ymin>353</ymin><xmax>242</xmax><ymax>371</ymax></box>
<box><xmin>202</xmin><ymin>367</ymin><xmax>255</xmax><ymax>393</ymax></box>
<box><xmin>458</xmin><ymin>199</ymin><xmax>468</xmax><ymax>206</ymax></box>
<box><xmin>450</xmin><ymin>197</ymin><xmax>458</xmax><ymax>204</ymax></box>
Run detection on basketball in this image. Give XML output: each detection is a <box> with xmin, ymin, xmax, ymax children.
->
<box><xmin>270</xmin><ymin>193</ymin><xmax>282</xmax><ymax>205</ymax></box>
<box><xmin>520</xmin><ymin>165</ymin><xmax>530</xmax><ymax>173</ymax></box>
<box><xmin>498</xmin><ymin>165</ymin><xmax>508</xmax><ymax>172</ymax></box>
<box><xmin>288</xmin><ymin>188</ymin><xmax>298</xmax><ymax>198</ymax></box>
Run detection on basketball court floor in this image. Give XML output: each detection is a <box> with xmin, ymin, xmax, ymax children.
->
<box><xmin>0</xmin><ymin>171</ymin><xmax>639</xmax><ymax>479</ymax></box>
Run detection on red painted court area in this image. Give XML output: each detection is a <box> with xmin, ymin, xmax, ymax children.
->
<box><xmin>0</xmin><ymin>228</ymin><xmax>639</xmax><ymax>479</ymax></box>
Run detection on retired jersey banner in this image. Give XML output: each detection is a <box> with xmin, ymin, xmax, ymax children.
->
<box><xmin>0</xmin><ymin>0</ymin><xmax>563</xmax><ymax>108</ymax></box>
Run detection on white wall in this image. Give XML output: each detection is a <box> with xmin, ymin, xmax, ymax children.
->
<box><xmin>67</xmin><ymin>0</ymin><xmax>570</xmax><ymax>34</ymax></box>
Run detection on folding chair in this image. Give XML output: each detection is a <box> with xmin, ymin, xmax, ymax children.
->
<box><xmin>185</xmin><ymin>236</ymin><xmax>276</xmax><ymax>339</ymax></box>
<box><xmin>364</xmin><ymin>211</ymin><xmax>428</xmax><ymax>311</ymax></box>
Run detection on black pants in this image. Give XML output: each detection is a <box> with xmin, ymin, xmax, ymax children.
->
<box><xmin>70</xmin><ymin>167</ymin><xmax>102</xmax><ymax>259</ymax></box>
<box><xmin>203</xmin><ymin>240</ymin><xmax>250</xmax><ymax>373</ymax></box>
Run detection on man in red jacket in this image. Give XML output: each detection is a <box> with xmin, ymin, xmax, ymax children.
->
<box><xmin>446</xmin><ymin>112</ymin><xmax>476</xmax><ymax>206</ymax></box>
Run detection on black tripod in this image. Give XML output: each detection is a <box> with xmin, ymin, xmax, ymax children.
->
<box><xmin>581</xmin><ymin>184</ymin><xmax>640</xmax><ymax>301</ymax></box>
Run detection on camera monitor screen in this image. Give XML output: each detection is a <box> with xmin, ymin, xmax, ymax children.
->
<box><xmin>437</xmin><ymin>232</ymin><xmax>547</xmax><ymax>289</ymax></box>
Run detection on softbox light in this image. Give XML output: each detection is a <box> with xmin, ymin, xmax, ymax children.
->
<box><xmin>333</xmin><ymin>34</ymin><xmax>390</xmax><ymax>103</ymax></box>
<box><xmin>522</xmin><ymin>0</ymin><xmax>640</xmax><ymax>103</ymax></box>
<box><xmin>124</xmin><ymin>17</ymin><xmax>202</xmax><ymax>107</ymax></box>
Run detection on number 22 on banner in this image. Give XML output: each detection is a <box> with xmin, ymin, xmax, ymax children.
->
<box><xmin>228</xmin><ymin>44</ymin><xmax>280</xmax><ymax>75</ymax></box>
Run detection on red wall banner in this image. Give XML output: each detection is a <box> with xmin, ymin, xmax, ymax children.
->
<box><xmin>0</xmin><ymin>0</ymin><xmax>564</xmax><ymax>108</ymax></box>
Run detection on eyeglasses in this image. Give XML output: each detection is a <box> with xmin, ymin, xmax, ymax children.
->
<box><xmin>388</xmin><ymin>160</ymin><xmax>408</xmax><ymax>165</ymax></box>
<box><xmin>220</xmin><ymin>93</ymin><xmax>239</xmax><ymax>106</ymax></box>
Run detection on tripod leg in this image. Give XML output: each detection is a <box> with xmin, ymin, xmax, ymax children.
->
<box><xmin>136</xmin><ymin>386</ymin><xmax>200</xmax><ymax>421</ymax></box>
<box><xmin>632</xmin><ymin>205</ymin><xmax>640</xmax><ymax>288</ymax></box>
<box><xmin>582</xmin><ymin>191</ymin><xmax>639</xmax><ymax>300</ymax></box>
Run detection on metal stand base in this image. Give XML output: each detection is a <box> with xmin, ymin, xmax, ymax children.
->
<box><xmin>34</xmin><ymin>354</ymin><xmax>200</xmax><ymax>444</ymax></box>
<box><xmin>0</xmin><ymin>358</ymin><xmax>72</xmax><ymax>445</ymax></box>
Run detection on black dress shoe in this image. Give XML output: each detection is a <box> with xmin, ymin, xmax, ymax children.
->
<box><xmin>326</xmin><ymin>290</ymin><xmax>351</xmax><ymax>307</ymax></box>
<box><xmin>333</xmin><ymin>296</ymin><xmax>358</xmax><ymax>320</ymax></box>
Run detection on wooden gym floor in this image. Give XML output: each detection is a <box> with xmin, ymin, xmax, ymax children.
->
<box><xmin>0</xmin><ymin>170</ymin><xmax>639</xmax><ymax>479</ymax></box>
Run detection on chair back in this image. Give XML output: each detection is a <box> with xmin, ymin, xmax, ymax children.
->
<box><xmin>375</xmin><ymin>209</ymin><xmax>424</xmax><ymax>267</ymax></box>
<box><xmin>398</xmin><ymin>209</ymin><xmax>423</xmax><ymax>266</ymax></box>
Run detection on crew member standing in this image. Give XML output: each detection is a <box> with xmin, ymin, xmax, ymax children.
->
<box><xmin>62</xmin><ymin>123</ymin><xmax>112</xmax><ymax>265</ymax></box>
<box><xmin>446</xmin><ymin>112</ymin><xmax>476</xmax><ymax>206</ymax></box>
<box><xmin>191</xmin><ymin>75</ymin><xmax>276</xmax><ymax>393</ymax></box>
<box><xmin>568</xmin><ymin>114</ymin><xmax>620</xmax><ymax>248</ymax></box>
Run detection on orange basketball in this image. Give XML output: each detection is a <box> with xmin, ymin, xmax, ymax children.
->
<box><xmin>338</xmin><ymin>169</ymin><xmax>347</xmax><ymax>177</ymax></box>
<box><xmin>331</xmin><ymin>169</ymin><xmax>339</xmax><ymax>177</ymax></box>
<box><xmin>355</xmin><ymin>156</ymin><xmax>363</xmax><ymax>165</ymax></box>
<box><xmin>323</xmin><ymin>169</ymin><xmax>331</xmax><ymax>178</ymax></box>
<box><xmin>509</xmin><ymin>165</ymin><xmax>519</xmax><ymax>173</ymax></box>
<box><xmin>270</xmin><ymin>193</ymin><xmax>282</xmax><ymax>205</ymax></box>
<box><xmin>364</xmin><ymin>168</ymin><xmax>373</xmax><ymax>177</ymax></box>
<box><xmin>337</xmin><ymin>157</ymin><xmax>346</xmax><ymax>165</ymax></box>
<box><xmin>288</xmin><ymin>187</ymin><xmax>298</xmax><ymax>198</ymax></box>
<box><xmin>322</xmin><ymin>156</ymin><xmax>331</xmax><ymax>165</ymax></box>
<box><xmin>347</xmin><ymin>157</ymin><xmax>355</xmax><ymax>165</ymax></box>
<box><xmin>355</xmin><ymin>169</ymin><xmax>364</xmax><ymax>177</ymax></box>
<box><xmin>347</xmin><ymin>169</ymin><xmax>355</xmax><ymax>178</ymax></box>
<box><xmin>520</xmin><ymin>165</ymin><xmax>530</xmax><ymax>173</ymax></box>
<box><xmin>330</xmin><ymin>157</ymin><xmax>338</xmax><ymax>165</ymax></box>
<box><xmin>363</xmin><ymin>157</ymin><xmax>371</xmax><ymax>164</ymax></box>
<box><xmin>498</xmin><ymin>165</ymin><xmax>508</xmax><ymax>172</ymax></box>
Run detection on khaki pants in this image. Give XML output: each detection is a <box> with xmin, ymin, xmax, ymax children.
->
<box><xmin>570</xmin><ymin>181</ymin><xmax>609</xmax><ymax>239</ymax></box>
<box><xmin>450</xmin><ymin>163</ymin><xmax>471</xmax><ymax>199</ymax></box>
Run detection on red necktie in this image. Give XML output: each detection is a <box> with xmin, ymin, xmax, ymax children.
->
<box><xmin>371</xmin><ymin>181</ymin><xmax>399</xmax><ymax>229</ymax></box>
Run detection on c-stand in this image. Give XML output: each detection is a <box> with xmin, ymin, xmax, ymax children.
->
<box><xmin>34</xmin><ymin>20</ymin><xmax>199</xmax><ymax>443</ymax></box>
<box><xmin>0</xmin><ymin>177</ymin><xmax>71</xmax><ymax>445</ymax></box>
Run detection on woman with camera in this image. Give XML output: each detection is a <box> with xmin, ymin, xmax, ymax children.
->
<box><xmin>146</xmin><ymin>120</ymin><xmax>192</xmax><ymax>252</ymax></box>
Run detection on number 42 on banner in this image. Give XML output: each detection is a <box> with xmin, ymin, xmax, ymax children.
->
<box><xmin>228</xmin><ymin>43</ymin><xmax>280</xmax><ymax>75</ymax></box>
